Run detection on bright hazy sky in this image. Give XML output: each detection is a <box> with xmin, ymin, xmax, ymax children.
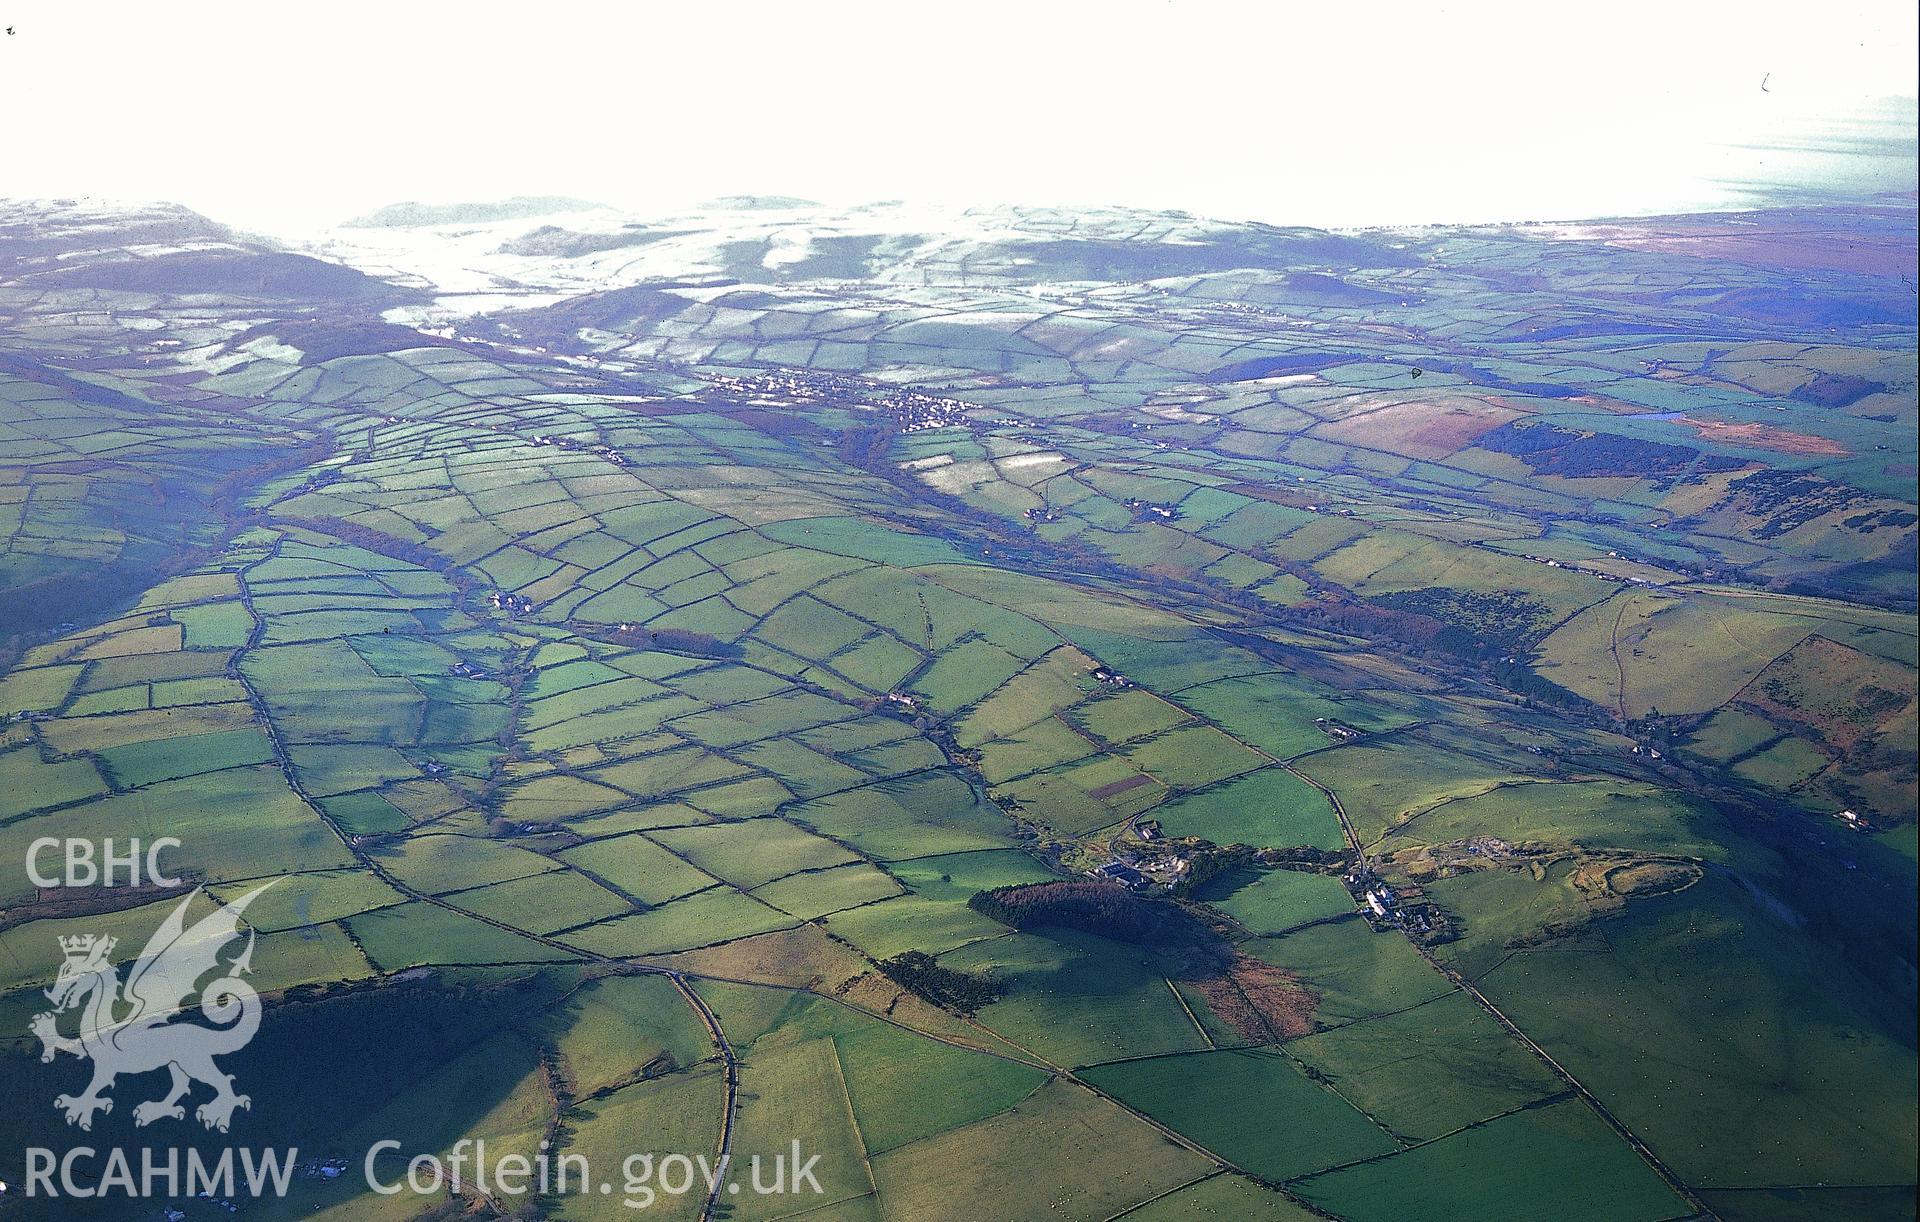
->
<box><xmin>5</xmin><ymin>0</ymin><xmax>1915</xmax><ymax>235</ymax></box>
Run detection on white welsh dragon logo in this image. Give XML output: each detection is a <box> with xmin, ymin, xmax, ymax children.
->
<box><xmin>29</xmin><ymin>883</ymin><xmax>275</xmax><ymax>1133</ymax></box>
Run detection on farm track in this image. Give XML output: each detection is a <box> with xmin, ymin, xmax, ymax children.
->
<box><xmin>1610</xmin><ymin>593</ymin><xmax>1634</xmax><ymax>723</ymax></box>
<box><xmin>1409</xmin><ymin>946</ymin><xmax>1711</xmax><ymax>1217</ymax></box>
<box><xmin>1280</xmin><ymin>740</ymin><xmax>1711</xmax><ymax>1216</ymax></box>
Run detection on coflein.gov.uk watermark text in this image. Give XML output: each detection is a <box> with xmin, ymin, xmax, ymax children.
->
<box><xmin>11</xmin><ymin>1139</ymin><xmax>825</xmax><ymax>1210</ymax></box>
<box><xmin>369</xmin><ymin>1139</ymin><xmax>824</xmax><ymax>1209</ymax></box>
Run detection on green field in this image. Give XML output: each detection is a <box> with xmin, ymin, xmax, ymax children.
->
<box><xmin>1285</xmin><ymin>990</ymin><xmax>1563</xmax><ymax>1140</ymax></box>
<box><xmin>1151</xmin><ymin>767</ymin><xmax>1346</xmax><ymax>849</ymax></box>
<box><xmin>1196</xmin><ymin>867</ymin><xmax>1357</xmax><ymax>934</ymax></box>
<box><xmin>1082</xmin><ymin>1048</ymin><xmax>1398</xmax><ymax>1179</ymax></box>
<box><xmin>868</xmin><ymin>1079</ymin><xmax>1212</xmax><ymax>1221</ymax></box>
<box><xmin>942</xmin><ymin>929</ymin><xmax>1212</xmax><ymax>1066</ymax></box>
<box><xmin>1292</xmin><ymin>1098</ymin><xmax>1687</xmax><ymax>1221</ymax></box>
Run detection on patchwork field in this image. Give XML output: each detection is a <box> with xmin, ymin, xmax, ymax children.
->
<box><xmin>0</xmin><ymin>196</ymin><xmax>1911</xmax><ymax>1220</ymax></box>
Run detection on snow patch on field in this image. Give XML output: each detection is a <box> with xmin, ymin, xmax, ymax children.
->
<box><xmin>1143</xmin><ymin>404</ymin><xmax>1213</xmax><ymax>423</ymax></box>
<box><xmin>921</xmin><ymin>459</ymin><xmax>996</xmax><ymax>494</ymax></box>
<box><xmin>998</xmin><ymin>452</ymin><xmax>1066</xmax><ymax>470</ymax></box>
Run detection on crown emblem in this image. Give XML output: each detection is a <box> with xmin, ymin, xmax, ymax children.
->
<box><xmin>58</xmin><ymin>933</ymin><xmax>115</xmax><ymax>956</ymax></box>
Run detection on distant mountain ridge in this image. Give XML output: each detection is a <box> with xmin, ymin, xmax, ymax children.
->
<box><xmin>0</xmin><ymin>198</ymin><xmax>416</xmax><ymax>307</ymax></box>
<box><xmin>343</xmin><ymin>196</ymin><xmax>609</xmax><ymax>228</ymax></box>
